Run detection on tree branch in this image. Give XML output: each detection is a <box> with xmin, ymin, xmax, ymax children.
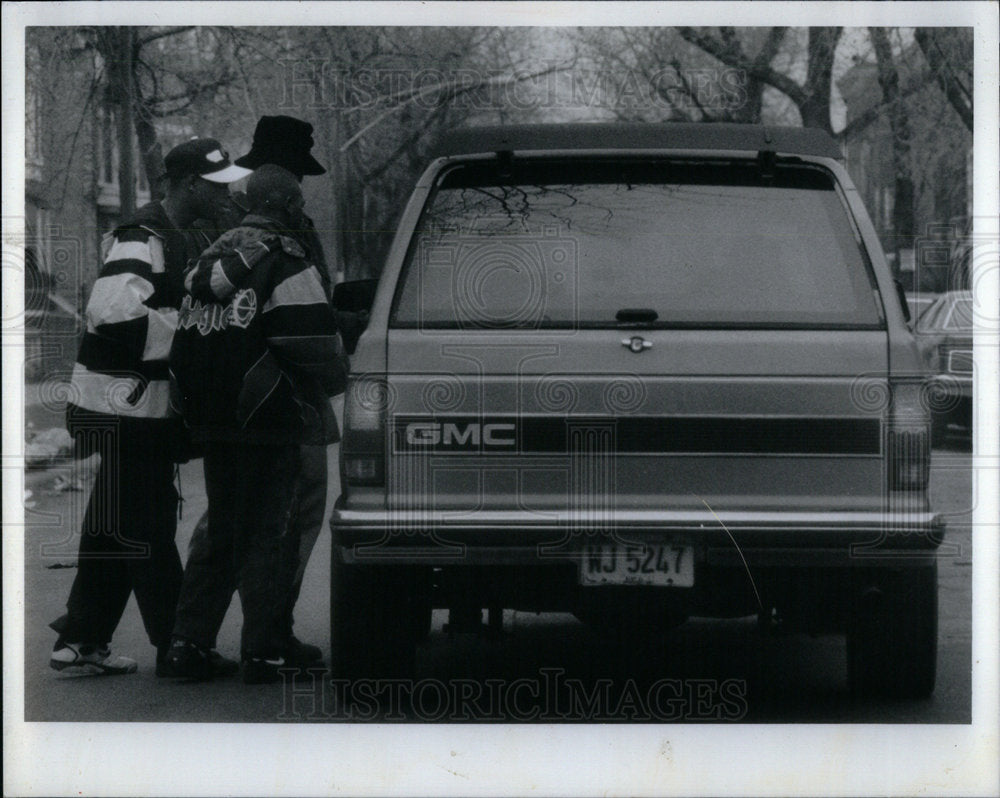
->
<box><xmin>667</xmin><ymin>58</ymin><xmax>718</xmax><ymax>121</ymax></box>
<box><xmin>837</xmin><ymin>78</ymin><xmax>926</xmax><ymax>139</ymax></box>
<box><xmin>139</xmin><ymin>26</ymin><xmax>195</xmax><ymax>46</ymax></box>
<box><xmin>676</xmin><ymin>26</ymin><xmax>806</xmax><ymax>106</ymax></box>
<box><xmin>756</xmin><ymin>27</ymin><xmax>787</xmax><ymax>66</ymax></box>
<box><xmin>913</xmin><ymin>28</ymin><xmax>973</xmax><ymax>132</ymax></box>
<box><xmin>147</xmin><ymin>76</ymin><xmax>233</xmax><ymax>109</ymax></box>
<box><xmin>361</xmin><ymin>103</ymin><xmax>451</xmax><ymax>185</ymax></box>
<box><xmin>339</xmin><ymin>62</ymin><xmax>570</xmax><ymax>153</ymax></box>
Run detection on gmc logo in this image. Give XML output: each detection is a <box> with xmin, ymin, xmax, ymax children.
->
<box><xmin>404</xmin><ymin>422</ymin><xmax>516</xmax><ymax>447</ymax></box>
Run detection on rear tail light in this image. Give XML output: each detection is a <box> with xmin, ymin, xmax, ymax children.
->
<box><xmin>887</xmin><ymin>380</ymin><xmax>930</xmax><ymax>491</ymax></box>
<box><xmin>341</xmin><ymin>375</ymin><xmax>389</xmax><ymax>487</ymax></box>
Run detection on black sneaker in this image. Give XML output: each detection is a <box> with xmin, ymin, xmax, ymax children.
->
<box><xmin>242</xmin><ymin>655</ymin><xmax>289</xmax><ymax>685</ymax></box>
<box><xmin>288</xmin><ymin>636</ymin><xmax>323</xmax><ymax>666</ymax></box>
<box><xmin>208</xmin><ymin>649</ymin><xmax>239</xmax><ymax>677</ymax></box>
<box><xmin>158</xmin><ymin>639</ymin><xmax>214</xmax><ymax>681</ymax></box>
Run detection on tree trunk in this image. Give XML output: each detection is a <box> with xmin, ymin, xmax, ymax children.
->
<box><xmin>135</xmin><ymin>110</ymin><xmax>165</xmax><ymax>201</ymax></box>
<box><xmin>870</xmin><ymin>27</ymin><xmax>915</xmax><ymax>279</ymax></box>
<box><xmin>799</xmin><ymin>27</ymin><xmax>840</xmax><ymax>133</ymax></box>
<box><xmin>914</xmin><ymin>29</ymin><xmax>973</xmax><ymax>132</ymax></box>
<box><xmin>738</xmin><ymin>28</ymin><xmax>786</xmax><ymax>124</ymax></box>
<box><xmin>113</xmin><ymin>28</ymin><xmax>138</xmax><ymax>218</ymax></box>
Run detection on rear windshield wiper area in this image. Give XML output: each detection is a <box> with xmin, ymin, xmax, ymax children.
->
<box><xmin>616</xmin><ymin>308</ymin><xmax>659</xmax><ymax>326</ymax></box>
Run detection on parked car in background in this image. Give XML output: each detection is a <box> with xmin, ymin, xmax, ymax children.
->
<box><xmin>905</xmin><ymin>292</ymin><xmax>938</xmax><ymax>327</ymax></box>
<box><xmin>916</xmin><ymin>290</ymin><xmax>974</xmax><ymax>445</ymax></box>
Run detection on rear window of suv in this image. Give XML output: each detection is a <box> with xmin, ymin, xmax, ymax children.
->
<box><xmin>391</xmin><ymin>160</ymin><xmax>882</xmax><ymax>329</ymax></box>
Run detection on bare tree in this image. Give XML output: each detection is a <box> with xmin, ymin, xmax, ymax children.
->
<box><xmin>869</xmin><ymin>27</ymin><xmax>915</xmax><ymax>275</ymax></box>
<box><xmin>82</xmin><ymin>25</ymin><xmax>252</xmax><ymax>210</ymax></box>
<box><xmin>575</xmin><ymin>27</ymin><xmax>787</xmax><ymax>123</ymax></box>
<box><xmin>676</xmin><ymin>26</ymin><xmax>842</xmax><ymax>132</ymax></box>
<box><xmin>274</xmin><ymin>26</ymin><xmax>575</xmax><ymax>278</ymax></box>
<box><xmin>913</xmin><ymin>28</ymin><xmax>973</xmax><ymax>132</ymax></box>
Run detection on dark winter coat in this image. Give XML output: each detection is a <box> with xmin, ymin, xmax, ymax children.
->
<box><xmin>169</xmin><ymin>214</ymin><xmax>347</xmax><ymax>445</ymax></box>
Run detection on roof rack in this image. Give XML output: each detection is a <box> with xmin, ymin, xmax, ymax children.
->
<box><xmin>429</xmin><ymin>122</ymin><xmax>842</xmax><ymax>160</ymax></box>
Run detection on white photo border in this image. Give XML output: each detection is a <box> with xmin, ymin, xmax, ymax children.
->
<box><xmin>3</xmin><ymin>2</ymin><xmax>998</xmax><ymax>795</ymax></box>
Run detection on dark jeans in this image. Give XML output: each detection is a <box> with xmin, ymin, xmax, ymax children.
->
<box><xmin>282</xmin><ymin>444</ymin><xmax>328</xmax><ymax>632</ymax></box>
<box><xmin>173</xmin><ymin>442</ymin><xmax>299</xmax><ymax>659</ymax></box>
<box><xmin>50</xmin><ymin>432</ymin><xmax>181</xmax><ymax>650</ymax></box>
<box><xmin>180</xmin><ymin>443</ymin><xmax>328</xmax><ymax>649</ymax></box>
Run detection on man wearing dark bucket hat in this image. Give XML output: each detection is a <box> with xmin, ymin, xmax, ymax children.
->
<box><xmin>167</xmin><ymin>166</ymin><xmax>347</xmax><ymax>683</ymax></box>
<box><xmin>236</xmin><ymin>116</ymin><xmax>328</xmax><ymax>176</ymax></box>
<box><xmin>49</xmin><ymin>138</ymin><xmax>250</xmax><ymax>676</ymax></box>
<box><xmin>239</xmin><ymin>117</ymin><xmax>339</xmax><ymax>668</ymax></box>
<box><xmin>167</xmin><ymin>117</ymin><xmax>338</xmax><ymax>678</ymax></box>
<box><xmin>236</xmin><ymin>116</ymin><xmax>330</xmax><ymax>292</ymax></box>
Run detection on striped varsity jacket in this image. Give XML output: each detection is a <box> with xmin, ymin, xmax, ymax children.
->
<box><xmin>169</xmin><ymin>215</ymin><xmax>348</xmax><ymax>445</ymax></box>
<box><xmin>67</xmin><ymin>202</ymin><xmax>203</xmax><ymax>451</ymax></box>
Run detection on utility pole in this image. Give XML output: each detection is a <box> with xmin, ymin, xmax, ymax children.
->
<box><xmin>107</xmin><ymin>27</ymin><xmax>137</xmax><ymax>218</ymax></box>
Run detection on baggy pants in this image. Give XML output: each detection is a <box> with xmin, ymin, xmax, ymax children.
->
<box><xmin>172</xmin><ymin>442</ymin><xmax>299</xmax><ymax>659</ymax></box>
<box><xmin>50</xmin><ymin>432</ymin><xmax>182</xmax><ymax>650</ymax></box>
<box><xmin>178</xmin><ymin>443</ymin><xmax>327</xmax><ymax>649</ymax></box>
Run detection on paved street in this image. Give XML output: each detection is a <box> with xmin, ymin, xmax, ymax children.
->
<box><xmin>21</xmin><ymin>424</ymin><xmax>973</xmax><ymax>723</ymax></box>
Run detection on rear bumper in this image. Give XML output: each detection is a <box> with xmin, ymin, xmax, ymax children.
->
<box><xmin>331</xmin><ymin>506</ymin><xmax>945</xmax><ymax>567</ymax></box>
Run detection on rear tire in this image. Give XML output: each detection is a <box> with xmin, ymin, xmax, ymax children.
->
<box><xmin>931</xmin><ymin>412</ymin><xmax>949</xmax><ymax>448</ymax></box>
<box><xmin>846</xmin><ymin>562</ymin><xmax>938</xmax><ymax>698</ymax></box>
<box><xmin>330</xmin><ymin>555</ymin><xmax>420</xmax><ymax>682</ymax></box>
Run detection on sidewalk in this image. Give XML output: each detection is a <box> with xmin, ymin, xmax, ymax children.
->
<box><xmin>22</xmin><ymin>443</ymin><xmax>340</xmax><ymax>720</ymax></box>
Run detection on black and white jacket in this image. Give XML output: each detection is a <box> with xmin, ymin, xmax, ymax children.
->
<box><xmin>67</xmin><ymin>202</ymin><xmax>204</xmax><ymax>451</ymax></box>
<box><xmin>169</xmin><ymin>214</ymin><xmax>347</xmax><ymax>445</ymax></box>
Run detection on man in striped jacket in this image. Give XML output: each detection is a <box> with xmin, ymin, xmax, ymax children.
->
<box><xmin>165</xmin><ymin>165</ymin><xmax>348</xmax><ymax>684</ymax></box>
<box><xmin>49</xmin><ymin>139</ymin><xmax>250</xmax><ymax>676</ymax></box>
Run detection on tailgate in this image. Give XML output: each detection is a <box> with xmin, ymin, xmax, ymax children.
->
<box><xmin>385</xmin><ymin>328</ymin><xmax>888</xmax><ymax>515</ymax></box>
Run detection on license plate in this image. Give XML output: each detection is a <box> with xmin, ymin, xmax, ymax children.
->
<box><xmin>580</xmin><ymin>542</ymin><xmax>694</xmax><ymax>587</ymax></box>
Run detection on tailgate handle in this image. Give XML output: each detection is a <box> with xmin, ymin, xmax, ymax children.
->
<box><xmin>621</xmin><ymin>335</ymin><xmax>652</xmax><ymax>353</ymax></box>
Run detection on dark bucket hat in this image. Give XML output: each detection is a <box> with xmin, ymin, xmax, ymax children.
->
<box><xmin>234</xmin><ymin>116</ymin><xmax>327</xmax><ymax>177</ymax></box>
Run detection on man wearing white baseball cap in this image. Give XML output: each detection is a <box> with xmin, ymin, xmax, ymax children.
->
<box><xmin>49</xmin><ymin>137</ymin><xmax>250</xmax><ymax>677</ymax></box>
<box><xmin>165</xmin><ymin>137</ymin><xmax>254</xmax><ymax>184</ymax></box>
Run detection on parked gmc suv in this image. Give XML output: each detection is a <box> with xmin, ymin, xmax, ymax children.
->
<box><xmin>331</xmin><ymin>123</ymin><xmax>943</xmax><ymax>698</ymax></box>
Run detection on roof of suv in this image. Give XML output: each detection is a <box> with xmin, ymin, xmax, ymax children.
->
<box><xmin>430</xmin><ymin>122</ymin><xmax>843</xmax><ymax>160</ymax></box>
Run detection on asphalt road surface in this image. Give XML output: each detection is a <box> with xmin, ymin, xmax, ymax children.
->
<box><xmin>22</xmin><ymin>430</ymin><xmax>973</xmax><ymax>723</ymax></box>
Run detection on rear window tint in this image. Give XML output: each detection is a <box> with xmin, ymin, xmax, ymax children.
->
<box><xmin>392</xmin><ymin>161</ymin><xmax>882</xmax><ymax>329</ymax></box>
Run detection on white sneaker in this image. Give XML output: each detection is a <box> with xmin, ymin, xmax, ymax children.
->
<box><xmin>50</xmin><ymin>642</ymin><xmax>138</xmax><ymax>676</ymax></box>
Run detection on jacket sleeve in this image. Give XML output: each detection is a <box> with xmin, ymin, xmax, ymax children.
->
<box><xmin>185</xmin><ymin>230</ymin><xmax>275</xmax><ymax>304</ymax></box>
<box><xmin>86</xmin><ymin>227</ymin><xmax>177</xmax><ymax>364</ymax></box>
<box><xmin>262</xmin><ymin>257</ymin><xmax>349</xmax><ymax>397</ymax></box>
<box><xmin>300</xmin><ymin>214</ymin><xmax>332</xmax><ymax>300</ymax></box>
